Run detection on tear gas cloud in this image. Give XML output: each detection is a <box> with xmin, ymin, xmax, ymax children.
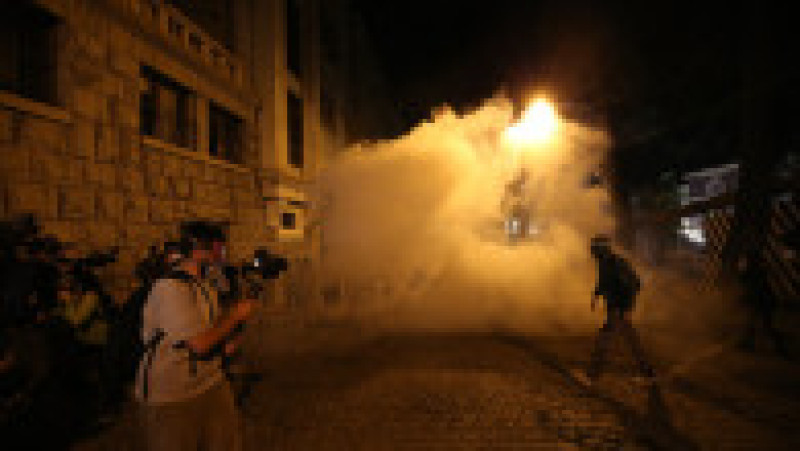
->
<box><xmin>315</xmin><ymin>96</ymin><xmax>611</xmax><ymax>333</ymax></box>
<box><xmin>315</xmin><ymin>96</ymin><xmax>736</xmax><ymax>337</ymax></box>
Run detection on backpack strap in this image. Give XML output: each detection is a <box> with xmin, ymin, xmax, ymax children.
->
<box><xmin>149</xmin><ymin>270</ymin><xmax>213</xmax><ymax>378</ymax></box>
<box><xmin>141</xmin><ymin>328</ymin><xmax>165</xmax><ymax>401</ymax></box>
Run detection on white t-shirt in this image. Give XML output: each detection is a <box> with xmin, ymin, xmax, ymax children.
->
<box><xmin>134</xmin><ymin>277</ymin><xmax>225</xmax><ymax>405</ymax></box>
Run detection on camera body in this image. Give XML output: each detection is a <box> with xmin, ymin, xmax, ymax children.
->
<box><xmin>245</xmin><ymin>248</ymin><xmax>289</xmax><ymax>279</ymax></box>
<box><xmin>59</xmin><ymin>248</ymin><xmax>119</xmax><ymax>293</ymax></box>
<box><xmin>217</xmin><ymin>249</ymin><xmax>289</xmax><ymax>303</ymax></box>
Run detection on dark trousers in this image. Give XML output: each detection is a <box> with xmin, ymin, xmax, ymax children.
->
<box><xmin>588</xmin><ymin>308</ymin><xmax>652</xmax><ymax>379</ymax></box>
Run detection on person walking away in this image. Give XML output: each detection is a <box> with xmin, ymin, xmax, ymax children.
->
<box><xmin>585</xmin><ymin>236</ymin><xmax>654</xmax><ymax>383</ymax></box>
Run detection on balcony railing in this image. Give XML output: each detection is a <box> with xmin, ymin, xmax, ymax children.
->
<box><xmin>111</xmin><ymin>0</ymin><xmax>245</xmax><ymax>91</ymax></box>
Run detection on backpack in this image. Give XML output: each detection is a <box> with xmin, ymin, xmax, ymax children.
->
<box><xmin>611</xmin><ymin>256</ymin><xmax>641</xmax><ymax>310</ymax></box>
<box><xmin>136</xmin><ymin>270</ymin><xmax>214</xmax><ymax>400</ymax></box>
<box><xmin>114</xmin><ymin>283</ymin><xmax>151</xmax><ymax>384</ymax></box>
<box><xmin>115</xmin><ymin>270</ymin><xmax>196</xmax><ymax>385</ymax></box>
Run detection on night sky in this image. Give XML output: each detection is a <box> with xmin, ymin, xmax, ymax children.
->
<box><xmin>352</xmin><ymin>0</ymin><xmax>796</xmax><ymax>185</ymax></box>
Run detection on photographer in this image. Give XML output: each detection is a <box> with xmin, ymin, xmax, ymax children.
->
<box><xmin>135</xmin><ymin>221</ymin><xmax>255</xmax><ymax>451</ymax></box>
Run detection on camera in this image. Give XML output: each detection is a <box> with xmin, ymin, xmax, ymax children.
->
<box><xmin>59</xmin><ymin>247</ymin><xmax>119</xmax><ymax>293</ymax></box>
<box><xmin>246</xmin><ymin>248</ymin><xmax>289</xmax><ymax>279</ymax></box>
<box><xmin>217</xmin><ymin>249</ymin><xmax>289</xmax><ymax>303</ymax></box>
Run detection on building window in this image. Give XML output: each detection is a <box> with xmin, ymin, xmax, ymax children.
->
<box><xmin>209</xmin><ymin>102</ymin><xmax>244</xmax><ymax>164</ymax></box>
<box><xmin>281</xmin><ymin>212</ymin><xmax>296</xmax><ymax>230</ymax></box>
<box><xmin>0</xmin><ymin>3</ymin><xmax>58</xmax><ymax>105</ymax></box>
<box><xmin>286</xmin><ymin>0</ymin><xmax>302</xmax><ymax>77</ymax></box>
<box><xmin>140</xmin><ymin>66</ymin><xmax>194</xmax><ymax>149</ymax></box>
<box><xmin>288</xmin><ymin>91</ymin><xmax>304</xmax><ymax>168</ymax></box>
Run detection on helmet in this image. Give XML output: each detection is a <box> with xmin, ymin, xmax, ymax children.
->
<box><xmin>590</xmin><ymin>235</ymin><xmax>611</xmax><ymax>256</ymax></box>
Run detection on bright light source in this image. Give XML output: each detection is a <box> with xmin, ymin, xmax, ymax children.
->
<box><xmin>679</xmin><ymin>216</ymin><xmax>706</xmax><ymax>245</ymax></box>
<box><xmin>504</xmin><ymin>99</ymin><xmax>559</xmax><ymax>146</ymax></box>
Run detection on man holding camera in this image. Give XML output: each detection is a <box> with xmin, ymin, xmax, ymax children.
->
<box><xmin>135</xmin><ymin>221</ymin><xmax>255</xmax><ymax>451</ymax></box>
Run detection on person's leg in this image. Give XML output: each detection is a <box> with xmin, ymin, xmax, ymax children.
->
<box><xmin>619</xmin><ymin>316</ymin><xmax>654</xmax><ymax>376</ymax></box>
<box><xmin>140</xmin><ymin>399</ymin><xmax>202</xmax><ymax>451</ymax></box>
<box><xmin>204</xmin><ymin>382</ymin><xmax>243</xmax><ymax>451</ymax></box>
<box><xmin>588</xmin><ymin>312</ymin><xmax>616</xmax><ymax>380</ymax></box>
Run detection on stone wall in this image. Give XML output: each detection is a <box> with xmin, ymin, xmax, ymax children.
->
<box><xmin>0</xmin><ymin>0</ymin><xmax>286</xmax><ymax>303</ymax></box>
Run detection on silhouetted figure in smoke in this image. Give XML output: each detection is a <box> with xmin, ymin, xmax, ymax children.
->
<box><xmin>502</xmin><ymin>169</ymin><xmax>532</xmax><ymax>240</ymax></box>
<box><xmin>585</xmin><ymin>237</ymin><xmax>654</xmax><ymax>382</ymax></box>
<box><xmin>735</xmin><ymin>251</ymin><xmax>789</xmax><ymax>358</ymax></box>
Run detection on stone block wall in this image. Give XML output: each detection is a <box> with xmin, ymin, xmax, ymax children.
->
<box><xmin>0</xmin><ymin>0</ymin><xmax>287</xmax><ymax>304</ymax></box>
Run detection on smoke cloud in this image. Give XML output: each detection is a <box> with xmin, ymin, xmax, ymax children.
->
<box><xmin>315</xmin><ymin>96</ymin><xmax>620</xmax><ymax>334</ymax></box>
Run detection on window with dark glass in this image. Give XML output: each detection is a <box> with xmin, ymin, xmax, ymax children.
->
<box><xmin>286</xmin><ymin>0</ymin><xmax>301</xmax><ymax>77</ymax></box>
<box><xmin>140</xmin><ymin>66</ymin><xmax>193</xmax><ymax>149</ymax></box>
<box><xmin>281</xmin><ymin>212</ymin><xmax>296</xmax><ymax>230</ymax></box>
<box><xmin>209</xmin><ymin>102</ymin><xmax>243</xmax><ymax>164</ymax></box>
<box><xmin>288</xmin><ymin>91</ymin><xmax>304</xmax><ymax>168</ymax></box>
<box><xmin>0</xmin><ymin>3</ymin><xmax>58</xmax><ymax>105</ymax></box>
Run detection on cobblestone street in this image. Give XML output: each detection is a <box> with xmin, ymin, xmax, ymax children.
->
<box><xmin>242</xmin><ymin>332</ymin><xmax>637</xmax><ymax>450</ymax></box>
<box><xmin>75</xmin><ymin>314</ymin><xmax>800</xmax><ymax>450</ymax></box>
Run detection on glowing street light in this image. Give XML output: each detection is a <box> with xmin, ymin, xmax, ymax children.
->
<box><xmin>504</xmin><ymin>99</ymin><xmax>560</xmax><ymax>147</ymax></box>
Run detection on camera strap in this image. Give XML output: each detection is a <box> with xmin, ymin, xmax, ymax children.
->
<box><xmin>194</xmin><ymin>282</ymin><xmax>215</xmax><ymax>324</ymax></box>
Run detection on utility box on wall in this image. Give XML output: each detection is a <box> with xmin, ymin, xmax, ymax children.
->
<box><xmin>263</xmin><ymin>184</ymin><xmax>307</xmax><ymax>242</ymax></box>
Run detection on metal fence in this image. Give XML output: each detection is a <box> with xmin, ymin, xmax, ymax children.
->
<box><xmin>642</xmin><ymin>189</ymin><xmax>798</xmax><ymax>306</ymax></box>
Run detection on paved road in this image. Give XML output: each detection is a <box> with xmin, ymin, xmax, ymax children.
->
<box><xmin>238</xmin><ymin>330</ymin><xmax>678</xmax><ymax>450</ymax></box>
<box><xmin>73</xmin><ymin>320</ymin><xmax>800</xmax><ymax>450</ymax></box>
